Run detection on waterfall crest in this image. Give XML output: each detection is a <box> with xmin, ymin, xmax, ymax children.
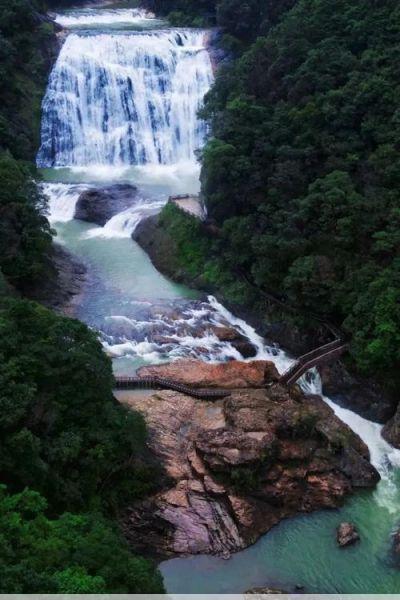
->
<box><xmin>37</xmin><ymin>30</ymin><xmax>213</xmax><ymax>168</ymax></box>
<box><xmin>54</xmin><ymin>8</ymin><xmax>156</xmax><ymax>29</ymax></box>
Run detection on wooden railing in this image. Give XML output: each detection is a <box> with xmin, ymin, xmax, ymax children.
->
<box><xmin>114</xmin><ymin>375</ymin><xmax>230</xmax><ymax>399</ymax></box>
<box><xmin>115</xmin><ymin>341</ymin><xmax>348</xmax><ymax>396</ymax></box>
<box><xmin>280</xmin><ymin>340</ymin><xmax>348</xmax><ymax>386</ymax></box>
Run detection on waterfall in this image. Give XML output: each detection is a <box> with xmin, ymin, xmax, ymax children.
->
<box><xmin>37</xmin><ymin>30</ymin><xmax>214</xmax><ymax>168</ymax></box>
<box><xmin>54</xmin><ymin>8</ymin><xmax>157</xmax><ymax>29</ymax></box>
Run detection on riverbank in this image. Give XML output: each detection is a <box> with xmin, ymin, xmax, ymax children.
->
<box><xmin>35</xmin><ymin>3</ymin><xmax>400</xmax><ymax>594</ymax></box>
<box><xmin>25</xmin><ymin>243</ymin><xmax>87</xmax><ymax>316</ymax></box>
<box><xmin>118</xmin><ymin>360</ymin><xmax>378</xmax><ymax>559</ymax></box>
<box><xmin>133</xmin><ymin>208</ymin><xmax>399</xmax><ymax>433</ymax></box>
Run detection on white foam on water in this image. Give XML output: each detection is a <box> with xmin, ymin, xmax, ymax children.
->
<box><xmin>84</xmin><ymin>197</ymin><xmax>166</xmax><ymax>238</ymax></box>
<box><xmin>103</xmin><ymin>338</ymin><xmax>164</xmax><ymax>363</ymax></box>
<box><xmin>208</xmin><ymin>295</ymin><xmax>293</xmax><ymax>371</ymax></box>
<box><xmin>54</xmin><ymin>8</ymin><xmax>157</xmax><ymax>28</ymax></box>
<box><xmin>301</xmin><ymin>369</ymin><xmax>400</xmax><ymax>513</ymax></box>
<box><xmin>46</xmin><ymin>161</ymin><xmax>201</xmax><ymax>193</ymax></box>
<box><xmin>42</xmin><ymin>182</ymin><xmax>85</xmax><ymax>223</ymax></box>
<box><xmin>37</xmin><ymin>30</ymin><xmax>214</xmax><ymax>169</ymax></box>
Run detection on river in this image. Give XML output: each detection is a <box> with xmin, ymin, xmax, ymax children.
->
<box><xmin>38</xmin><ymin>5</ymin><xmax>400</xmax><ymax>593</ymax></box>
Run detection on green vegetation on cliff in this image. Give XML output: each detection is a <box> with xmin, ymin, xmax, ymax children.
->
<box><xmin>0</xmin><ymin>1</ymin><xmax>164</xmax><ymax>592</ymax></box>
<box><xmin>0</xmin><ymin>486</ymin><xmax>163</xmax><ymax>593</ymax></box>
<box><xmin>0</xmin><ymin>298</ymin><xmax>159</xmax><ymax>513</ymax></box>
<box><xmin>0</xmin><ymin>0</ymin><xmax>58</xmax><ymax>160</ymax></box>
<box><xmin>0</xmin><ymin>295</ymin><xmax>164</xmax><ymax>592</ymax></box>
<box><xmin>164</xmin><ymin>0</ymin><xmax>400</xmax><ymax>392</ymax></box>
<box><xmin>0</xmin><ymin>154</ymin><xmax>52</xmax><ymax>290</ymax></box>
<box><xmin>144</xmin><ymin>0</ymin><xmax>296</xmax><ymax>32</ymax></box>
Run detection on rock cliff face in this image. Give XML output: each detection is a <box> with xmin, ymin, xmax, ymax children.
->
<box><xmin>119</xmin><ymin>374</ymin><xmax>379</xmax><ymax>558</ymax></box>
<box><xmin>133</xmin><ymin>214</ymin><xmax>192</xmax><ymax>284</ymax></box>
<box><xmin>24</xmin><ymin>243</ymin><xmax>86</xmax><ymax>316</ymax></box>
<box><xmin>382</xmin><ymin>407</ymin><xmax>400</xmax><ymax>448</ymax></box>
<box><xmin>319</xmin><ymin>362</ymin><xmax>397</xmax><ymax>424</ymax></box>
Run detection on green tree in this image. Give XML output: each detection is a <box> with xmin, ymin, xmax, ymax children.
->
<box><xmin>0</xmin><ymin>486</ymin><xmax>164</xmax><ymax>593</ymax></box>
<box><xmin>0</xmin><ymin>298</ymin><xmax>158</xmax><ymax>512</ymax></box>
<box><xmin>0</xmin><ymin>154</ymin><xmax>52</xmax><ymax>288</ymax></box>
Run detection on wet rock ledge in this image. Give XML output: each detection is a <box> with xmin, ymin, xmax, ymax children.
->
<box><xmin>25</xmin><ymin>243</ymin><xmax>87</xmax><ymax>316</ymax></box>
<box><xmin>74</xmin><ymin>183</ymin><xmax>138</xmax><ymax>226</ymax></box>
<box><xmin>119</xmin><ymin>359</ymin><xmax>379</xmax><ymax>559</ymax></box>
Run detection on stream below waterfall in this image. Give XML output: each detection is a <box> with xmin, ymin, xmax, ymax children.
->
<box><xmin>39</xmin><ymin>4</ymin><xmax>400</xmax><ymax>593</ymax></box>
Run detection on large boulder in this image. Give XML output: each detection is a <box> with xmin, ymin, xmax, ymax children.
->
<box><xmin>119</xmin><ymin>386</ymin><xmax>379</xmax><ymax>558</ymax></box>
<box><xmin>74</xmin><ymin>184</ymin><xmax>138</xmax><ymax>226</ymax></box>
<box><xmin>211</xmin><ymin>325</ymin><xmax>257</xmax><ymax>358</ymax></box>
<box><xmin>337</xmin><ymin>522</ymin><xmax>360</xmax><ymax>547</ymax></box>
<box><xmin>137</xmin><ymin>358</ymin><xmax>280</xmax><ymax>388</ymax></box>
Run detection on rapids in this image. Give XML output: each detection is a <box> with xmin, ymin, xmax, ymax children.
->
<box><xmin>38</xmin><ymin>4</ymin><xmax>400</xmax><ymax>594</ymax></box>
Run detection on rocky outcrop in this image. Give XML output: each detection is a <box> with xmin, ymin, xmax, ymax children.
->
<box><xmin>319</xmin><ymin>362</ymin><xmax>397</xmax><ymax>424</ymax></box>
<box><xmin>337</xmin><ymin>522</ymin><xmax>360</xmax><ymax>547</ymax></box>
<box><xmin>137</xmin><ymin>358</ymin><xmax>280</xmax><ymax>388</ymax></box>
<box><xmin>133</xmin><ymin>214</ymin><xmax>196</xmax><ymax>285</ymax></box>
<box><xmin>119</xmin><ymin>385</ymin><xmax>379</xmax><ymax>558</ymax></box>
<box><xmin>25</xmin><ymin>243</ymin><xmax>86</xmax><ymax>316</ymax></box>
<box><xmin>212</xmin><ymin>325</ymin><xmax>257</xmax><ymax>358</ymax></box>
<box><xmin>74</xmin><ymin>184</ymin><xmax>138</xmax><ymax>226</ymax></box>
<box><xmin>205</xmin><ymin>29</ymin><xmax>228</xmax><ymax>74</ymax></box>
<box><xmin>382</xmin><ymin>407</ymin><xmax>400</xmax><ymax>448</ymax></box>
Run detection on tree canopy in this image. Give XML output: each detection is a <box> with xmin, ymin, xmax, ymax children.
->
<box><xmin>0</xmin><ymin>486</ymin><xmax>163</xmax><ymax>593</ymax></box>
<box><xmin>0</xmin><ymin>2</ymin><xmax>164</xmax><ymax>591</ymax></box>
<box><xmin>161</xmin><ymin>0</ymin><xmax>400</xmax><ymax>392</ymax></box>
<box><xmin>202</xmin><ymin>0</ymin><xmax>400</xmax><ymax>390</ymax></box>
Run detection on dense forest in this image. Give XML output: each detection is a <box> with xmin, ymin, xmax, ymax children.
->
<box><xmin>1</xmin><ymin>0</ymin><xmax>399</xmax><ymax>590</ymax></box>
<box><xmin>160</xmin><ymin>0</ymin><xmax>400</xmax><ymax>394</ymax></box>
<box><xmin>0</xmin><ymin>0</ymin><xmax>163</xmax><ymax>592</ymax></box>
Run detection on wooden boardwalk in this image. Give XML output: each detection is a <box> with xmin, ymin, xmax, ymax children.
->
<box><xmin>114</xmin><ymin>375</ymin><xmax>230</xmax><ymax>399</ymax></box>
<box><xmin>114</xmin><ymin>341</ymin><xmax>348</xmax><ymax>396</ymax></box>
<box><xmin>279</xmin><ymin>339</ymin><xmax>348</xmax><ymax>386</ymax></box>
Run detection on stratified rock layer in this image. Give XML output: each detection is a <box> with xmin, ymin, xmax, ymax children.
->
<box><xmin>119</xmin><ymin>382</ymin><xmax>379</xmax><ymax>558</ymax></box>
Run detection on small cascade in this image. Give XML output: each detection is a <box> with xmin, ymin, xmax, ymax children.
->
<box><xmin>208</xmin><ymin>295</ymin><xmax>290</xmax><ymax>371</ymax></box>
<box><xmin>43</xmin><ymin>182</ymin><xmax>84</xmax><ymax>222</ymax></box>
<box><xmin>54</xmin><ymin>8</ymin><xmax>157</xmax><ymax>29</ymax></box>
<box><xmin>37</xmin><ymin>30</ymin><xmax>213</xmax><ymax>168</ymax></box>
<box><xmin>301</xmin><ymin>368</ymin><xmax>400</xmax><ymax>512</ymax></box>
<box><xmin>85</xmin><ymin>197</ymin><xmax>166</xmax><ymax>238</ymax></box>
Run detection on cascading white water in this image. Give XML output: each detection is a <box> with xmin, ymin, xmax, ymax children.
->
<box><xmin>54</xmin><ymin>8</ymin><xmax>157</xmax><ymax>29</ymax></box>
<box><xmin>37</xmin><ymin>30</ymin><xmax>213</xmax><ymax>168</ymax></box>
<box><xmin>42</xmin><ymin>182</ymin><xmax>85</xmax><ymax>222</ymax></box>
<box><xmin>209</xmin><ymin>295</ymin><xmax>400</xmax><ymax>507</ymax></box>
<box><xmin>302</xmin><ymin>369</ymin><xmax>400</xmax><ymax>511</ymax></box>
<box><xmin>40</xmin><ymin>6</ymin><xmax>400</xmax><ymax>592</ymax></box>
